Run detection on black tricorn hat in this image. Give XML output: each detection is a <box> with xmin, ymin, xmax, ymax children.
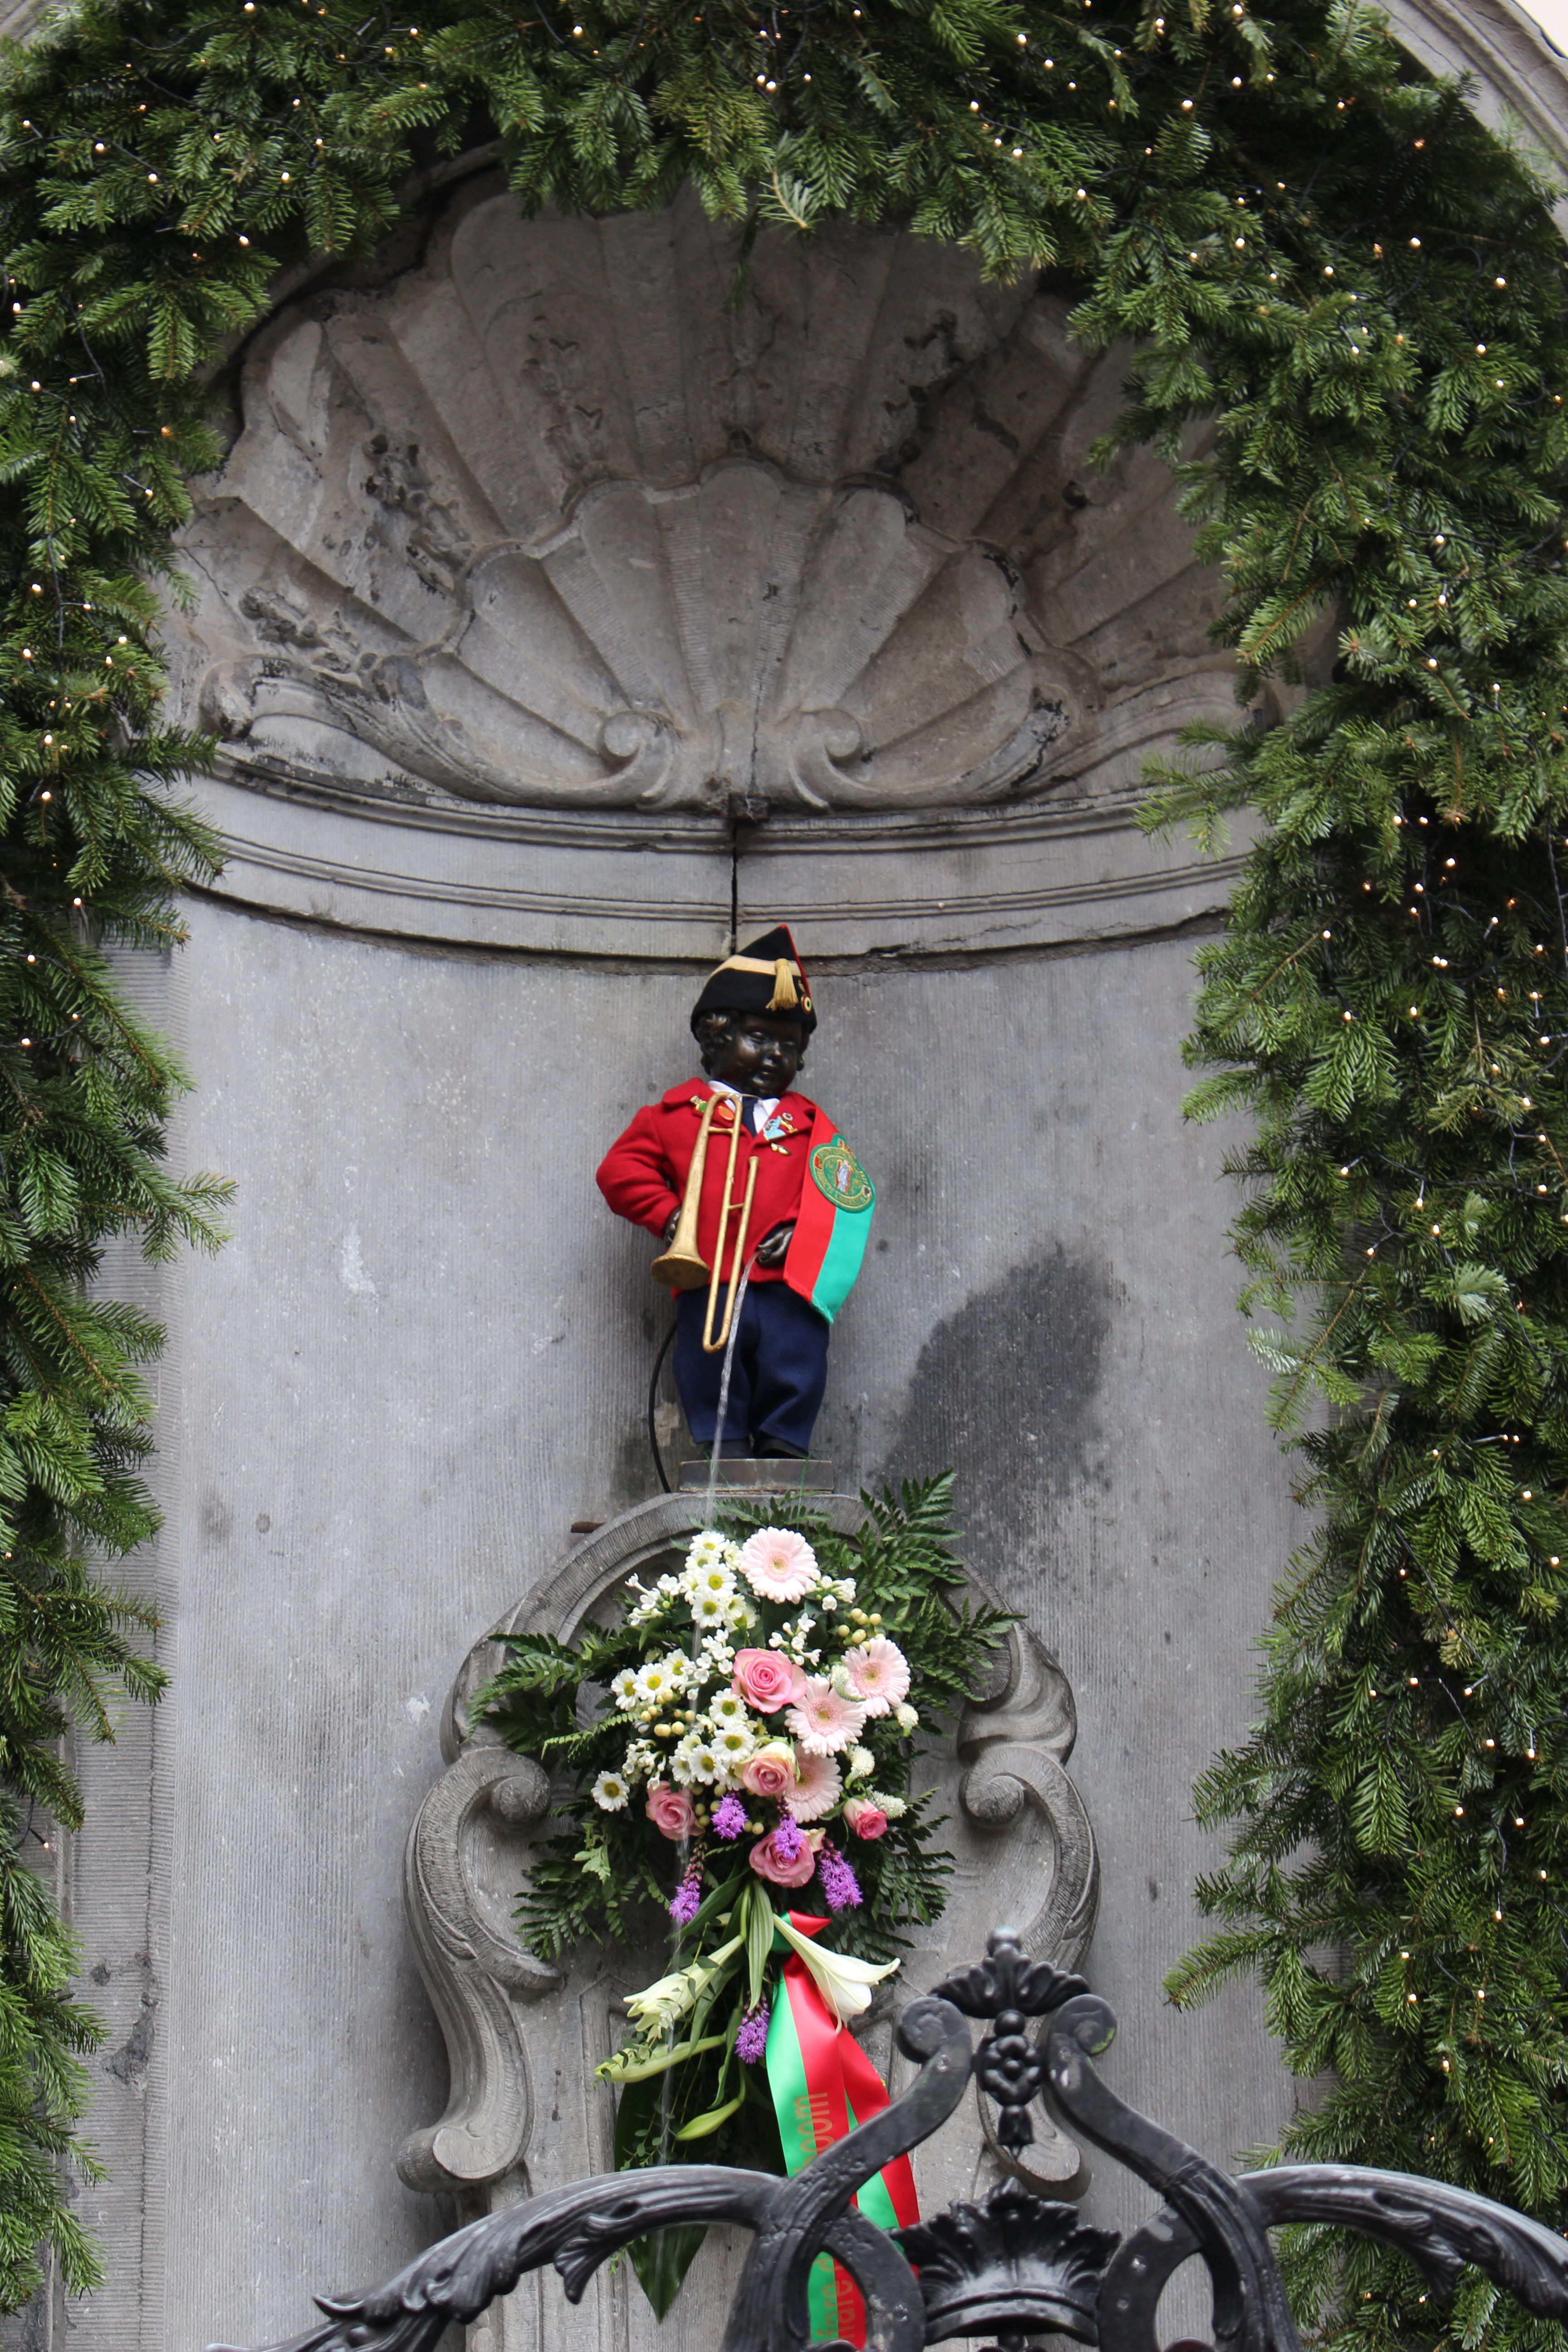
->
<box><xmin>690</xmin><ymin>925</ymin><xmax>816</xmax><ymax>1035</ymax></box>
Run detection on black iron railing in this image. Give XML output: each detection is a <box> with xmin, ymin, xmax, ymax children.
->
<box><xmin>212</xmin><ymin>1929</ymin><xmax>1568</xmax><ymax>2352</ymax></box>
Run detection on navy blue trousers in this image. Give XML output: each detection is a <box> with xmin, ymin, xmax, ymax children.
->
<box><xmin>674</xmin><ymin>1283</ymin><xmax>830</xmax><ymax>1454</ymax></box>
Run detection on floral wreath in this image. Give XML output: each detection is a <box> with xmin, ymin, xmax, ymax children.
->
<box><xmin>476</xmin><ymin>1480</ymin><xmax>1006</xmax><ymax>2323</ymax></box>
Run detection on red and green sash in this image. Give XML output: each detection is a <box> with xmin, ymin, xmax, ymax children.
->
<box><xmin>762</xmin><ymin>1915</ymin><xmax>918</xmax><ymax>2344</ymax></box>
<box><xmin>785</xmin><ymin>1110</ymin><xmax>875</xmax><ymax>1325</ymax></box>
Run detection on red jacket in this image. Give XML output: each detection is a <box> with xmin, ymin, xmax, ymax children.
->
<box><xmin>597</xmin><ymin>1080</ymin><xmax>823</xmax><ymax>1287</ymax></box>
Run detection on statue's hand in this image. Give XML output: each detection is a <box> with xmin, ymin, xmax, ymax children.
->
<box><xmin>754</xmin><ymin>1220</ymin><xmax>795</xmax><ymax>1268</ymax></box>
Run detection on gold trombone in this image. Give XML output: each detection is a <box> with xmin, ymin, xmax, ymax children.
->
<box><xmin>650</xmin><ymin>1094</ymin><xmax>759</xmax><ymax>1353</ymax></box>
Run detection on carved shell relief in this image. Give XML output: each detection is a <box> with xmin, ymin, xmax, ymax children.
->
<box><xmin>199</xmin><ymin>460</ymin><xmax>1070</xmax><ymax>812</ymax></box>
<box><xmin>169</xmin><ymin>186</ymin><xmax>1231</xmax><ymax>820</ymax></box>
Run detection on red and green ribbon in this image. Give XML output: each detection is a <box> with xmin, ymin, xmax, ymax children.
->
<box><xmin>784</xmin><ymin>1109</ymin><xmax>875</xmax><ymax>1324</ymax></box>
<box><xmin>762</xmin><ymin>1914</ymin><xmax>918</xmax><ymax>2345</ymax></box>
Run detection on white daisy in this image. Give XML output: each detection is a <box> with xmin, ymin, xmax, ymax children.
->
<box><xmin>710</xmin><ymin>1691</ymin><xmax>750</xmax><ymax>1728</ymax></box>
<box><xmin>610</xmin><ymin>1667</ymin><xmax>642</xmax><ymax>1711</ymax></box>
<box><xmin>635</xmin><ymin>1656</ymin><xmax>687</xmax><ymax>1706</ymax></box>
<box><xmin>713</xmin><ymin>1724</ymin><xmax>755</xmax><ymax>1767</ymax></box>
<box><xmin>592</xmin><ymin>1770</ymin><xmax>630</xmax><ymax>1811</ymax></box>
<box><xmin>683</xmin><ymin>1558</ymin><xmax>738</xmax><ymax>1601</ymax></box>
<box><xmin>622</xmin><ymin>1741</ymin><xmax>657</xmax><ymax>1779</ymax></box>
<box><xmin>673</xmin><ymin>1735</ymin><xmax>721</xmax><ymax>1785</ymax></box>
<box><xmin>685</xmin><ymin>1529</ymin><xmax>730</xmax><ymax>1570</ymax></box>
<box><xmin>691</xmin><ymin>1591</ymin><xmax>732</xmax><ymax>1627</ymax></box>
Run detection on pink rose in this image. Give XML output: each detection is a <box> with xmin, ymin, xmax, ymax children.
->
<box><xmin>732</xmin><ymin>1649</ymin><xmax>808</xmax><ymax>1713</ymax></box>
<box><xmin>741</xmin><ymin>1743</ymin><xmax>798</xmax><ymax>1800</ymax></box>
<box><xmin>748</xmin><ymin>1827</ymin><xmax>818</xmax><ymax>1887</ymax></box>
<box><xmin>645</xmin><ymin>1784</ymin><xmax>696</xmax><ymax>1842</ymax></box>
<box><xmin>842</xmin><ymin>1796</ymin><xmax>889</xmax><ymax>1841</ymax></box>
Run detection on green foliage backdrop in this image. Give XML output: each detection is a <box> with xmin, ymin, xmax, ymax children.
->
<box><xmin>1</xmin><ymin>0</ymin><xmax>1568</xmax><ymax>2338</ymax></box>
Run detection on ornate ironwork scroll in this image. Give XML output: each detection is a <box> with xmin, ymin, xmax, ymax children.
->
<box><xmin>211</xmin><ymin>1929</ymin><xmax>1568</xmax><ymax>2352</ymax></box>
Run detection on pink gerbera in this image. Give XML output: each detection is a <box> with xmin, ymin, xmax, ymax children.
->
<box><xmin>786</xmin><ymin>1677</ymin><xmax>868</xmax><ymax>1756</ymax></box>
<box><xmin>842</xmin><ymin>1636</ymin><xmax>911</xmax><ymax>1717</ymax></box>
<box><xmin>736</xmin><ymin>1526</ymin><xmax>819</xmax><ymax>1603</ymax></box>
<box><xmin>786</xmin><ymin>1747</ymin><xmax>843</xmax><ymax>1822</ymax></box>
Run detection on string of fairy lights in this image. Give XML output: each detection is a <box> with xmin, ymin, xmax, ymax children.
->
<box><xmin>0</xmin><ymin>0</ymin><xmax>1565</xmax><ymax>2256</ymax></box>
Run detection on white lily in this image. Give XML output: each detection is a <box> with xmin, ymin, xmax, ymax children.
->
<box><xmin>774</xmin><ymin>1913</ymin><xmax>901</xmax><ymax>2026</ymax></box>
<box><xmin>623</xmin><ymin>1969</ymin><xmax>698</xmax><ymax>2035</ymax></box>
<box><xmin>623</xmin><ymin>1932</ymin><xmax>743</xmax><ymax>2034</ymax></box>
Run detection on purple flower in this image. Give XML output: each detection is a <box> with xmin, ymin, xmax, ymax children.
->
<box><xmin>736</xmin><ymin>2003</ymin><xmax>769</xmax><ymax>2063</ymax></box>
<box><xmin>711</xmin><ymin>1794</ymin><xmax>747</xmax><ymax>1841</ymax></box>
<box><xmin>817</xmin><ymin>1842</ymin><xmax>862</xmax><ymax>1912</ymax></box>
<box><xmin>772</xmin><ymin>1813</ymin><xmax>804</xmax><ymax>1861</ymax></box>
<box><xmin>669</xmin><ymin>1863</ymin><xmax>702</xmax><ymax>1927</ymax></box>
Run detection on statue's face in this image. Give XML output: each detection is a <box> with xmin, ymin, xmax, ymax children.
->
<box><xmin>705</xmin><ymin>1012</ymin><xmax>806</xmax><ymax>1097</ymax></box>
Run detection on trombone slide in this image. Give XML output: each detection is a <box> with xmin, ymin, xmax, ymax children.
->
<box><xmin>648</xmin><ymin>1092</ymin><xmax>761</xmax><ymax>1348</ymax></box>
<box><xmin>701</xmin><ymin>1152</ymin><xmax>758</xmax><ymax>1355</ymax></box>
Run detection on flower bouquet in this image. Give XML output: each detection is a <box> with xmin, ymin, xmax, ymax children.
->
<box><xmin>475</xmin><ymin>1475</ymin><xmax>1007</xmax><ymax>2323</ymax></box>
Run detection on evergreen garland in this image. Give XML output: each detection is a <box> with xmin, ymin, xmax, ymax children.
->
<box><xmin>0</xmin><ymin>0</ymin><xmax>1565</xmax><ymax>2336</ymax></box>
<box><xmin>0</xmin><ymin>852</ymin><xmax>228</xmax><ymax>2304</ymax></box>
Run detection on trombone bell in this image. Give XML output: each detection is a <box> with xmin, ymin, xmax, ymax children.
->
<box><xmin>651</xmin><ymin>1092</ymin><xmax>720</xmax><ymax>1289</ymax></box>
<box><xmin>650</xmin><ymin>1243</ymin><xmax>709</xmax><ymax>1290</ymax></box>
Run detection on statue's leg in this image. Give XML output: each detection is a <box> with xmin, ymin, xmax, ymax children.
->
<box><xmin>747</xmin><ymin>1289</ymin><xmax>830</xmax><ymax>1458</ymax></box>
<box><xmin>673</xmin><ymin>1287</ymin><xmax>756</xmax><ymax>1450</ymax></box>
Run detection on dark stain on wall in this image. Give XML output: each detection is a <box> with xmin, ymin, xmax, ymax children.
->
<box><xmin>883</xmin><ymin>1244</ymin><xmax>1113</xmax><ymax>1596</ymax></box>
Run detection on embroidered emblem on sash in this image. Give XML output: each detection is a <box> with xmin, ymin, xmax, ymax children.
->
<box><xmin>809</xmin><ymin>1138</ymin><xmax>874</xmax><ymax>1213</ymax></box>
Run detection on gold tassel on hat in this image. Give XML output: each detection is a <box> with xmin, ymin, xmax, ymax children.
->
<box><xmin>768</xmin><ymin>959</ymin><xmax>799</xmax><ymax>1013</ymax></box>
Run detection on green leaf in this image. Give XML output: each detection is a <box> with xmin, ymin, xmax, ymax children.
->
<box><xmin>627</xmin><ymin>2225</ymin><xmax>709</xmax><ymax>2321</ymax></box>
<box><xmin>745</xmin><ymin>1882</ymin><xmax>774</xmax><ymax>2010</ymax></box>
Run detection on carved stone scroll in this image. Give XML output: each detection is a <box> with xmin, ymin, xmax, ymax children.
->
<box><xmin>398</xmin><ymin>1749</ymin><xmax>559</xmax><ymax>2196</ymax></box>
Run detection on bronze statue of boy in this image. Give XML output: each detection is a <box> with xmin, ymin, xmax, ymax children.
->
<box><xmin>596</xmin><ymin>926</ymin><xmax>874</xmax><ymax>1459</ymax></box>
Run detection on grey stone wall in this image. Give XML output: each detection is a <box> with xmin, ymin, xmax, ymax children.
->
<box><xmin>61</xmin><ymin>899</ymin><xmax>1305</xmax><ymax>2352</ymax></box>
<box><xmin>0</xmin><ymin>2</ymin><xmax>1558</xmax><ymax>2342</ymax></box>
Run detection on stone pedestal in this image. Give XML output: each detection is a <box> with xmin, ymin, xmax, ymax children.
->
<box><xmin>674</xmin><ymin>1461</ymin><xmax>839</xmax><ymax>1494</ymax></box>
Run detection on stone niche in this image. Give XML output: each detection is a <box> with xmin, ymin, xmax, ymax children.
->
<box><xmin>163</xmin><ymin>175</ymin><xmax>1248</xmax><ymax>961</ymax></box>
<box><xmin>49</xmin><ymin>17</ymin><xmax>1568</xmax><ymax>2347</ymax></box>
<box><xmin>66</xmin><ymin>176</ymin><xmax>1317</xmax><ymax>2352</ymax></box>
